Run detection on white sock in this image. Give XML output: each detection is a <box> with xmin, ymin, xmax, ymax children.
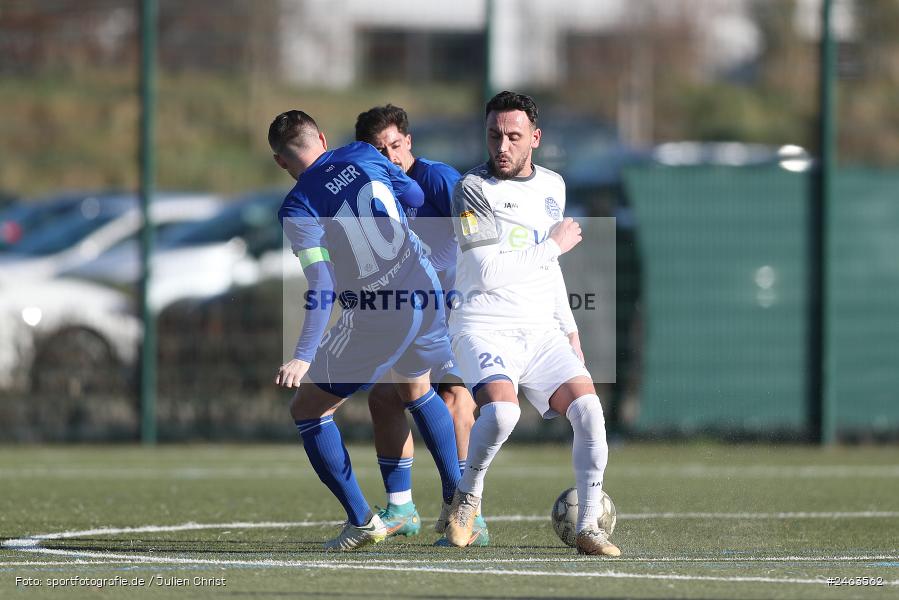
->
<box><xmin>387</xmin><ymin>490</ymin><xmax>413</xmax><ymax>505</ymax></box>
<box><xmin>458</xmin><ymin>402</ymin><xmax>521</xmax><ymax>497</ymax></box>
<box><xmin>566</xmin><ymin>394</ymin><xmax>609</xmax><ymax>533</ymax></box>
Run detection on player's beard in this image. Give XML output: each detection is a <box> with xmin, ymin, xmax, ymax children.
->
<box><xmin>490</xmin><ymin>152</ymin><xmax>530</xmax><ymax>180</ymax></box>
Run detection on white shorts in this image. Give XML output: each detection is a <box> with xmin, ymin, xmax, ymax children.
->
<box><xmin>451</xmin><ymin>328</ymin><xmax>592</xmax><ymax>419</ymax></box>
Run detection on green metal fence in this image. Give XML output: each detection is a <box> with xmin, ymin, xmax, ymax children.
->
<box><xmin>829</xmin><ymin>170</ymin><xmax>899</xmax><ymax>433</ymax></box>
<box><xmin>625</xmin><ymin>166</ymin><xmax>898</xmax><ymax>436</ymax></box>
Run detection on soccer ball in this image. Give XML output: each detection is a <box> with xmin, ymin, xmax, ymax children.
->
<box><xmin>551</xmin><ymin>487</ymin><xmax>617</xmax><ymax>547</ymax></box>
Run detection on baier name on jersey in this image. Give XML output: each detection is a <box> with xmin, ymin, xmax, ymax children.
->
<box><xmin>324</xmin><ymin>165</ymin><xmax>361</xmax><ymax>195</ymax></box>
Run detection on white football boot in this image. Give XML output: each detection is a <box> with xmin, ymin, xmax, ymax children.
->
<box><xmin>323</xmin><ymin>513</ymin><xmax>388</xmax><ymax>551</ymax></box>
<box><xmin>444</xmin><ymin>490</ymin><xmax>481</xmax><ymax>547</ymax></box>
<box><xmin>575</xmin><ymin>527</ymin><xmax>621</xmax><ymax>557</ymax></box>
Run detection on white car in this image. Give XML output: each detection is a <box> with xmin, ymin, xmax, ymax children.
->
<box><xmin>0</xmin><ymin>192</ymin><xmax>223</xmax><ymax>287</ymax></box>
<box><xmin>62</xmin><ymin>188</ymin><xmax>297</xmax><ymax>311</ymax></box>
<box><xmin>651</xmin><ymin>141</ymin><xmax>812</xmax><ymax>171</ymax></box>
<box><xmin>0</xmin><ymin>278</ymin><xmax>139</xmax><ymax>394</ymax></box>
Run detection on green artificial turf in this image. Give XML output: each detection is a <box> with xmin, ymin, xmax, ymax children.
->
<box><xmin>1</xmin><ymin>443</ymin><xmax>897</xmax><ymax>599</ymax></box>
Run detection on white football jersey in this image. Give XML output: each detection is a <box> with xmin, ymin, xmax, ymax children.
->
<box><xmin>448</xmin><ymin>162</ymin><xmax>571</xmax><ymax>335</ymax></box>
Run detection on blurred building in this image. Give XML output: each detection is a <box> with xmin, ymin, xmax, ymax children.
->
<box><xmin>1</xmin><ymin>0</ymin><xmax>856</xmax><ymax>86</ymax></box>
<box><xmin>276</xmin><ymin>0</ymin><xmax>854</xmax><ymax>90</ymax></box>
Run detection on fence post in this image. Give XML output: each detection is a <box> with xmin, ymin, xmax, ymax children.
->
<box><xmin>138</xmin><ymin>0</ymin><xmax>158</xmax><ymax>445</ymax></box>
<box><xmin>810</xmin><ymin>0</ymin><xmax>836</xmax><ymax>445</ymax></box>
<box><xmin>483</xmin><ymin>0</ymin><xmax>496</xmax><ymax>105</ymax></box>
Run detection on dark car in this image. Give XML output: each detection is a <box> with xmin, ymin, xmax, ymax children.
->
<box><xmin>0</xmin><ymin>190</ymin><xmax>126</xmax><ymax>252</ymax></box>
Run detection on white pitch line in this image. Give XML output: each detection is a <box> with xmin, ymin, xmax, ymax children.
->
<box><xmin>0</xmin><ymin>560</ymin><xmax>120</xmax><ymax>567</ymax></box>
<box><xmin>3</xmin><ymin>521</ymin><xmax>343</xmax><ymax>545</ymax></box>
<box><xmin>618</xmin><ymin>465</ymin><xmax>899</xmax><ymax>479</ymax></box>
<box><xmin>4</xmin><ymin>517</ymin><xmax>899</xmax><ymax>587</ymax></box>
<box><xmin>620</xmin><ymin>511</ymin><xmax>899</xmax><ymax>520</ymax></box>
<box><xmin>4</xmin><ymin>547</ymin><xmax>876</xmax><ymax>586</ymax></box>
<box><xmin>5</xmin><ymin>510</ymin><xmax>896</xmax><ymax>547</ymax></box>
<box><xmin>5</xmin><ymin>552</ymin><xmax>898</xmax><ymax>566</ymax></box>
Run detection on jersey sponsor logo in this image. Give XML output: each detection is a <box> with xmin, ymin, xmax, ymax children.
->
<box><xmin>324</xmin><ymin>165</ymin><xmax>361</xmax><ymax>195</ymax></box>
<box><xmin>459</xmin><ymin>210</ymin><xmax>479</xmax><ymax>236</ymax></box>
<box><xmin>503</xmin><ymin>202</ymin><xmax>519</xmax><ymax>209</ymax></box>
<box><xmin>545</xmin><ymin>197</ymin><xmax>561</xmax><ymax>220</ymax></box>
<box><xmin>507</xmin><ymin>225</ymin><xmax>548</xmax><ymax>249</ymax></box>
<box><xmin>508</xmin><ymin>225</ymin><xmax>530</xmax><ymax>249</ymax></box>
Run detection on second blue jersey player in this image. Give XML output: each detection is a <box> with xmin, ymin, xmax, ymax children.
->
<box><xmin>354</xmin><ymin>104</ymin><xmax>488</xmax><ymax>547</ymax></box>
<box><xmin>268</xmin><ymin>109</ymin><xmax>462</xmax><ymax>551</ymax></box>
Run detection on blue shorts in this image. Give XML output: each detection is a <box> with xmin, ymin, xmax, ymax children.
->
<box><xmin>309</xmin><ymin>268</ymin><xmax>455</xmax><ymax>398</ymax></box>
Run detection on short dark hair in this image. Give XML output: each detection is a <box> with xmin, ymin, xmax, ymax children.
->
<box><xmin>268</xmin><ymin>110</ymin><xmax>320</xmax><ymax>153</ymax></box>
<box><xmin>485</xmin><ymin>91</ymin><xmax>538</xmax><ymax>126</ymax></box>
<box><xmin>354</xmin><ymin>104</ymin><xmax>410</xmax><ymax>144</ymax></box>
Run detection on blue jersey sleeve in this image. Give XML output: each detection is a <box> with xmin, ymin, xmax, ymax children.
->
<box><xmin>294</xmin><ymin>260</ymin><xmax>335</xmax><ymax>361</ymax></box>
<box><xmin>279</xmin><ymin>198</ymin><xmax>326</xmax><ymax>253</ymax></box>
<box><xmin>278</xmin><ymin>197</ymin><xmax>334</xmax><ymax>362</ymax></box>
<box><xmin>387</xmin><ymin>160</ymin><xmax>424</xmax><ymax>209</ymax></box>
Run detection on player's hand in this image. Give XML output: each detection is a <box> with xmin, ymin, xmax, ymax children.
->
<box><xmin>275</xmin><ymin>359</ymin><xmax>310</xmax><ymax>388</ymax></box>
<box><xmin>568</xmin><ymin>331</ymin><xmax>585</xmax><ymax>364</ymax></box>
<box><xmin>549</xmin><ymin>218</ymin><xmax>582</xmax><ymax>254</ymax></box>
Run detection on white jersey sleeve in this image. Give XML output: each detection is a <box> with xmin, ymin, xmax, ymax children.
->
<box><xmin>448</xmin><ymin>164</ymin><xmax>570</xmax><ymax>336</ymax></box>
<box><xmin>452</xmin><ymin>170</ymin><xmax>561</xmax><ymax>290</ymax></box>
<box><xmin>553</xmin><ymin>269</ymin><xmax>578</xmax><ymax>335</ymax></box>
<box><xmin>451</xmin><ymin>171</ymin><xmax>499</xmax><ymax>251</ymax></box>
<box><xmin>463</xmin><ymin>240</ymin><xmax>561</xmax><ymax>291</ymax></box>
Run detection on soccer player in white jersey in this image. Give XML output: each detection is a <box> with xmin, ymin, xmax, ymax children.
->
<box><xmin>443</xmin><ymin>91</ymin><xmax>621</xmax><ymax>556</ymax></box>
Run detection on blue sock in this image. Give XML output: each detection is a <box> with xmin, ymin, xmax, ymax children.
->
<box><xmin>296</xmin><ymin>417</ymin><xmax>370</xmax><ymax>527</ymax></box>
<box><xmin>406</xmin><ymin>389</ymin><xmax>461</xmax><ymax>504</ymax></box>
<box><xmin>458</xmin><ymin>459</ymin><xmax>467</xmax><ymax>478</ymax></box>
<box><xmin>377</xmin><ymin>456</ymin><xmax>413</xmax><ymax>495</ymax></box>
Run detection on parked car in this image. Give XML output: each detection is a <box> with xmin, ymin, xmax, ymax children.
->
<box><xmin>650</xmin><ymin>141</ymin><xmax>812</xmax><ymax>171</ymax></box>
<box><xmin>0</xmin><ymin>277</ymin><xmax>139</xmax><ymax>394</ymax></box>
<box><xmin>0</xmin><ymin>190</ymin><xmax>126</xmax><ymax>253</ymax></box>
<box><xmin>404</xmin><ymin>116</ymin><xmax>484</xmax><ymax>174</ymax></box>
<box><xmin>0</xmin><ymin>192</ymin><xmax>223</xmax><ymax>286</ymax></box>
<box><xmin>0</xmin><ymin>190</ymin><xmax>18</xmax><ymax>244</ymax></box>
<box><xmin>62</xmin><ymin>188</ymin><xmax>294</xmax><ymax>310</ymax></box>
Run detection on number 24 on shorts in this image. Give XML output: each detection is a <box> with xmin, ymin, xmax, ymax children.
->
<box><xmin>479</xmin><ymin>352</ymin><xmax>505</xmax><ymax>369</ymax></box>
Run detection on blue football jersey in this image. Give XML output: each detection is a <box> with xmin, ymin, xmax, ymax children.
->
<box><xmin>279</xmin><ymin>142</ymin><xmax>430</xmax><ymax>295</ymax></box>
<box><xmin>406</xmin><ymin>158</ymin><xmax>460</xmax><ymax>276</ymax></box>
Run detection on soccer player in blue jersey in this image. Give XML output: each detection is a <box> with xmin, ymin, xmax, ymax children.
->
<box><xmin>268</xmin><ymin>109</ymin><xmax>462</xmax><ymax>551</ymax></box>
<box><xmin>354</xmin><ymin>104</ymin><xmax>488</xmax><ymax>546</ymax></box>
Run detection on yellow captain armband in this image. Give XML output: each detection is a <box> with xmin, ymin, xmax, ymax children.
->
<box><xmin>296</xmin><ymin>246</ymin><xmax>331</xmax><ymax>269</ymax></box>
